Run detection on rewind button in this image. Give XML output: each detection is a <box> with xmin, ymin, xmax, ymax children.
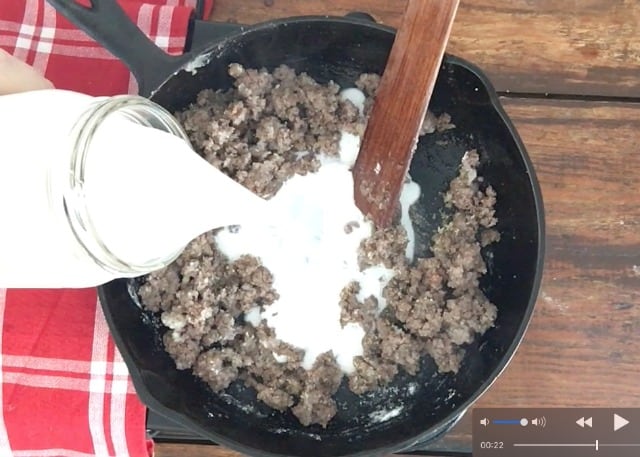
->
<box><xmin>576</xmin><ymin>416</ymin><xmax>593</xmax><ymax>428</ymax></box>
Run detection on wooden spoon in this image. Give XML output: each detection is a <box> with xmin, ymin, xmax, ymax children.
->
<box><xmin>353</xmin><ymin>0</ymin><xmax>460</xmax><ymax>228</ymax></box>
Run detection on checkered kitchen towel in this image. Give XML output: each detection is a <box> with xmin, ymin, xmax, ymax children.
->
<box><xmin>0</xmin><ymin>0</ymin><xmax>213</xmax><ymax>455</ymax></box>
<box><xmin>1</xmin><ymin>0</ymin><xmax>214</xmax><ymax>96</ymax></box>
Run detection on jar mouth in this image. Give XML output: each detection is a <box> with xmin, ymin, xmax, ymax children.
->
<box><xmin>63</xmin><ymin>95</ymin><xmax>190</xmax><ymax>276</ymax></box>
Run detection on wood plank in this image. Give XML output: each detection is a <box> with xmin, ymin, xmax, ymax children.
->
<box><xmin>154</xmin><ymin>443</ymin><xmax>431</xmax><ymax>457</ymax></box>
<box><xmin>477</xmin><ymin>97</ymin><xmax>640</xmax><ymax>404</ymax></box>
<box><xmin>208</xmin><ymin>0</ymin><xmax>640</xmax><ymax>97</ymax></box>
<box><xmin>155</xmin><ymin>444</ymin><xmax>233</xmax><ymax>457</ymax></box>
<box><xmin>155</xmin><ymin>98</ymin><xmax>640</xmax><ymax>455</ymax></box>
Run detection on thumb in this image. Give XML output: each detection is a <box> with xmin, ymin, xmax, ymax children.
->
<box><xmin>0</xmin><ymin>49</ymin><xmax>54</xmax><ymax>95</ymax></box>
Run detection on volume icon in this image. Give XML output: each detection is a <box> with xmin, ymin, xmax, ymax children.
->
<box><xmin>532</xmin><ymin>417</ymin><xmax>547</xmax><ymax>427</ymax></box>
<box><xmin>480</xmin><ymin>418</ymin><xmax>489</xmax><ymax>427</ymax></box>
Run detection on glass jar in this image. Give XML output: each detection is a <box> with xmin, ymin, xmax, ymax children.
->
<box><xmin>65</xmin><ymin>94</ymin><xmax>191</xmax><ymax>278</ymax></box>
<box><xmin>0</xmin><ymin>89</ymin><xmax>191</xmax><ymax>288</ymax></box>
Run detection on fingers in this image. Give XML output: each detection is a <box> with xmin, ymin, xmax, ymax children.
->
<box><xmin>0</xmin><ymin>49</ymin><xmax>54</xmax><ymax>95</ymax></box>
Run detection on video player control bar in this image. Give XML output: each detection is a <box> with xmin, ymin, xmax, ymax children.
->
<box><xmin>473</xmin><ymin>408</ymin><xmax>639</xmax><ymax>457</ymax></box>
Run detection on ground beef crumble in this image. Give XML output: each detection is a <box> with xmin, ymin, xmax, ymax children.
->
<box><xmin>343</xmin><ymin>150</ymin><xmax>499</xmax><ymax>389</ymax></box>
<box><xmin>138</xmin><ymin>64</ymin><xmax>498</xmax><ymax>427</ymax></box>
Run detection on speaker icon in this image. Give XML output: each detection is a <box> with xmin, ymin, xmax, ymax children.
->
<box><xmin>480</xmin><ymin>418</ymin><xmax>489</xmax><ymax>427</ymax></box>
<box><xmin>532</xmin><ymin>417</ymin><xmax>547</xmax><ymax>427</ymax></box>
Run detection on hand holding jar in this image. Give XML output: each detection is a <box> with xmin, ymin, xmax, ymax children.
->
<box><xmin>0</xmin><ymin>48</ymin><xmax>53</xmax><ymax>94</ymax></box>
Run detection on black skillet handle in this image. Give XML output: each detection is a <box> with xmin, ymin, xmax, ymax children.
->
<box><xmin>46</xmin><ymin>0</ymin><xmax>193</xmax><ymax>96</ymax></box>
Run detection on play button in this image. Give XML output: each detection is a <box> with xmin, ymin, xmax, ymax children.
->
<box><xmin>614</xmin><ymin>414</ymin><xmax>629</xmax><ymax>432</ymax></box>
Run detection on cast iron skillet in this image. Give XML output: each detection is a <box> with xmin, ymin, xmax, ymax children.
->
<box><xmin>47</xmin><ymin>1</ymin><xmax>545</xmax><ymax>456</ymax></box>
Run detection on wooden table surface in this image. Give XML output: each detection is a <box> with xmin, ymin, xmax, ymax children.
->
<box><xmin>157</xmin><ymin>0</ymin><xmax>640</xmax><ymax>456</ymax></box>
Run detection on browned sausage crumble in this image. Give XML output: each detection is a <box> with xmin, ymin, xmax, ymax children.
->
<box><xmin>138</xmin><ymin>64</ymin><xmax>498</xmax><ymax>427</ymax></box>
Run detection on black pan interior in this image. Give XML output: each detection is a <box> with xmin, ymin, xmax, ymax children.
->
<box><xmin>98</xmin><ymin>18</ymin><xmax>543</xmax><ymax>457</ymax></box>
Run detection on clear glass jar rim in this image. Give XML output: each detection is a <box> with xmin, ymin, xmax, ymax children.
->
<box><xmin>63</xmin><ymin>95</ymin><xmax>190</xmax><ymax>275</ymax></box>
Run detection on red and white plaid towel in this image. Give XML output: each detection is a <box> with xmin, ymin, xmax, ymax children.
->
<box><xmin>0</xmin><ymin>0</ymin><xmax>213</xmax><ymax>455</ymax></box>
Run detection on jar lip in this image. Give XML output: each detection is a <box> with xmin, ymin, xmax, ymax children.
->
<box><xmin>63</xmin><ymin>95</ymin><xmax>188</xmax><ymax>275</ymax></box>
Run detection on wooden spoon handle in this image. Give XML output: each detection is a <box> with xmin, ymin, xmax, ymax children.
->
<box><xmin>353</xmin><ymin>0</ymin><xmax>460</xmax><ymax>228</ymax></box>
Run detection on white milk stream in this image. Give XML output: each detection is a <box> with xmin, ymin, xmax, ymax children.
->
<box><xmin>216</xmin><ymin>144</ymin><xmax>419</xmax><ymax>372</ymax></box>
<box><xmin>83</xmin><ymin>115</ymin><xmax>269</xmax><ymax>267</ymax></box>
